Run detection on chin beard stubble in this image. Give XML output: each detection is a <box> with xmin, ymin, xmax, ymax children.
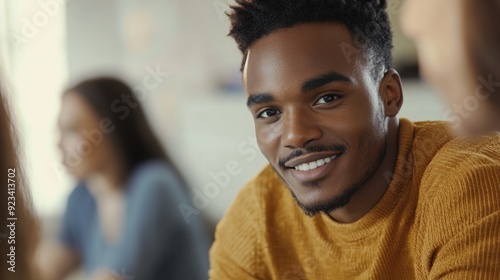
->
<box><xmin>272</xmin><ymin>136</ymin><xmax>388</xmax><ymax>217</ymax></box>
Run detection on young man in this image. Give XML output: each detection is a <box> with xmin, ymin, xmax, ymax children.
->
<box><xmin>209</xmin><ymin>0</ymin><xmax>500</xmax><ymax>279</ymax></box>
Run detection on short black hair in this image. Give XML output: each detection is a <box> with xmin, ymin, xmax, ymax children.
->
<box><xmin>228</xmin><ymin>0</ymin><xmax>393</xmax><ymax>78</ymax></box>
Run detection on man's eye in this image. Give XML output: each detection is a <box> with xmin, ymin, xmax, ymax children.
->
<box><xmin>257</xmin><ymin>108</ymin><xmax>280</xmax><ymax>119</ymax></box>
<box><xmin>316</xmin><ymin>94</ymin><xmax>339</xmax><ymax>105</ymax></box>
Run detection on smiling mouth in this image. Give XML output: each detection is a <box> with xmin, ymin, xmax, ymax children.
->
<box><xmin>284</xmin><ymin>152</ymin><xmax>343</xmax><ymax>184</ymax></box>
<box><xmin>293</xmin><ymin>155</ymin><xmax>337</xmax><ymax>171</ymax></box>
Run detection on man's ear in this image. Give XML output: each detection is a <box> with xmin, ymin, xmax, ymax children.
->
<box><xmin>379</xmin><ymin>69</ymin><xmax>404</xmax><ymax>117</ymax></box>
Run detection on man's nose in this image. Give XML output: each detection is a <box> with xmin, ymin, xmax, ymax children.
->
<box><xmin>281</xmin><ymin>109</ymin><xmax>322</xmax><ymax>149</ymax></box>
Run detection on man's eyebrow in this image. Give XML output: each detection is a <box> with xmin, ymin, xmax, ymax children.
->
<box><xmin>246</xmin><ymin>93</ymin><xmax>274</xmax><ymax>108</ymax></box>
<box><xmin>246</xmin><ymin>72</ymin><xmax>350</xmax><ymax>107</ymax></box>
<box><xmin>301</xmin><ymin>71</ymin><xmax>352</xmax><ymax>92</ymax></box>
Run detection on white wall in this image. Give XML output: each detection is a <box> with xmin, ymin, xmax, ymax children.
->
<box><xmin>0</xmin><ymin>0</ymin><xmax>72</xmax><ymax>218</ymax></box>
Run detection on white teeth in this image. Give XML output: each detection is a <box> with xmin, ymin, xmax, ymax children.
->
<box><xmin>309</xmin><ymin>161</ymin><xmax>318</xmax><ymax>169</ymax></box>
<box><xmin>294</xmin><ymin>156</ymin><xmax>337</xmax><ymax>171</ymax></box>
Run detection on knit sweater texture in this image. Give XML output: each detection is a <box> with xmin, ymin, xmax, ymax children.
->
<box><xmin>209</xmin><ymin>119</ymin><xmax>500</xmax><ymax>279</ymax></box>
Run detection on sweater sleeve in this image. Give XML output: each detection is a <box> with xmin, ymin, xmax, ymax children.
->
<box><xmin>209</xmin><ymin>177</ymin><xmax>263</xmax><ymax>280</ymax></box>
<box><xmin>421</xmin><ymin>154</ymin><xmax>500</xmax><ymax>279</ymax></box>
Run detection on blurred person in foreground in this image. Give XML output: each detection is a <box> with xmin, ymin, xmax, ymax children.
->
<box><xmin>0</xmin><ymin>80</ymin><xmax>39</xmax><ymax>279</ymax></box>
<box><xmin>209</xmin><ymin>0</ymin><xmax>500</xmax><ymax>279</ymax></box>
<box><xmin>39</xmin><ymin>77</ymin><xmax>210</xmax><ymax>280</ymax></box>
<box><xmin>401</xmin><ymin>0</ymin><xmax>500</xmax><ymax>135</ymax></box>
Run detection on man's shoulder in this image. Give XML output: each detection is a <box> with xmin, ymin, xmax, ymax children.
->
<box><xmin>411</xmin><ymin>120</ymin><xmax>456</xmax><ymax>153</ymax></box>
<box><xmin>404</xmin><ymin>120</ymin><xmax>500</xmax><ymax>214</ymax></box>
<box><xmin>411</xmin><ymin>120</ymin><xmax>499</xmax><ymax>160</ymax></box>
<box><xmin>423</xmin><ymin>133</ymin><xmax>500</xmax><ymax>181</ymax></box>
<box><xmin>418</xmin><ymin>132</ymin><xmax>500</xmax><ymax>209</ymax></box>
<box><xmin>408</xmin><ymin>120</ymin><xmax>498</xmax><ymax>181</ymax></box>
<box><xmin>409</xmin><ymin>131</ymin><xmax>500</xmax><ymax>278</ymax></box>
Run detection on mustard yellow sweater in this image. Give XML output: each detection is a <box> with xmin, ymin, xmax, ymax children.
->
<box><xmin>209</xmin><ymin>119</ymin><xmax>500</xmax><ymax>279</ymax></box>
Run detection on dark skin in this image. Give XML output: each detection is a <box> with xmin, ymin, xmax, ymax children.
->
<box><xmin>244</xmin><ymin>23</ymin><xmax>404</xmax><ymax>223</ymax></box>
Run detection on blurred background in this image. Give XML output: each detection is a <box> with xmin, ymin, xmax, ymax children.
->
<box><xmin>0</xmin><ymin>1</ymin><xmax>444</xmax><ymax>277</ymax></box>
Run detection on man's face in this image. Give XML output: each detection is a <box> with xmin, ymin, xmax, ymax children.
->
<box><xmin>244</xmin><ymin>23</ymin><xmax>391</xmax><ymax>215</ymax></box>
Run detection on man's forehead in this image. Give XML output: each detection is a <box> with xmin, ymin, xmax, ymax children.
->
<box><xmin>243</xmin><ymin>23</ymin><xmax>361</xmax><ymax>93</ymax></box>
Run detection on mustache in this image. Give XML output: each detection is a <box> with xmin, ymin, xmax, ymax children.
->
<box><xmin>278</xmin><ymin>144</ymin><xmax>347</xmax><ymax>168</ymax></box>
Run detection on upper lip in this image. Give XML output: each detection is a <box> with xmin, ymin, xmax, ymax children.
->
<box><xmin>284</xmin><ymin>152</ymin><xmax>341</xmax><ymax>168</ymax></box>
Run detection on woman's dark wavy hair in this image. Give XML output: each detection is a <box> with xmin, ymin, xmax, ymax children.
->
<box><xmin>228</xmin><ymin>0</ymin><xmax>393</xmax><ymax>77</ymax></box>
<box><xmin>0</xmin><ymin>78</ymin><xmax>39</xmax><ymax>279</ymax></box>
<box><xmin>64</xmin><ymin>77</ymin><xmax>187</xmax><ymax>188</ymax></box>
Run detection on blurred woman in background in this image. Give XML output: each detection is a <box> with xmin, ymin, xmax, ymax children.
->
<box><xmin>0</xmin><ymin>81</ymin><xmax>39</xmax><ymax>280</ymax></box>
<box><xmin>401</xmin><ymin>0</ymin><xmax>500</xmax><ymax>135</ymax></box>
<box><xmin>40</xmin><ymin>77</ymin><xmax>210</xmax><ymax>280</ymax></box>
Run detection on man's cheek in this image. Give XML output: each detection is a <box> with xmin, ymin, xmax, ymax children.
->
<box><xmin>256</xmin><ymin>129</ymin><xmax>278</xmax><ymax>154</ymax></box>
